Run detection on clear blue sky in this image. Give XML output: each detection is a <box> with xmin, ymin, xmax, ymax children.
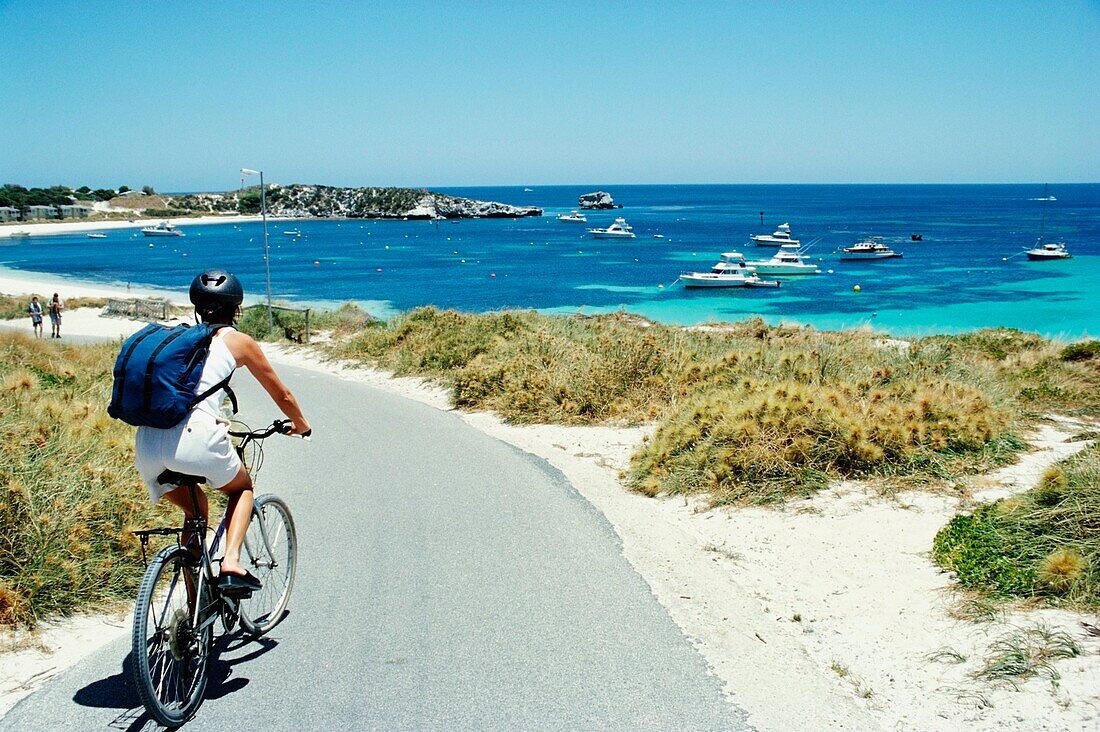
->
<box><xmin>1</xmin><ymin>0</ymin><xmax>1096</xmax><ymax>190</ymax></box>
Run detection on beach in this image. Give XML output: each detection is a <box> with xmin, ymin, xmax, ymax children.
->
<box><xmin>0</xmin><ymin>214</ymin><xmax>273</xmax><ymax>239</ymax></box>
<box><xmin>2</xmin><ymin>272</ymin><xmax>1098</xmax><ymax>730</ymax></box>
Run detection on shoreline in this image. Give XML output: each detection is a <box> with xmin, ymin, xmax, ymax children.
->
<box><xmin>2</xmin><ymin>275</ymin><xmax>1099</xmax><ymax>730</ymax></box>
<box><xmin>0</xmin><ymin>214</ymin><xmax>279</xmax><ymax>239</ymax></box>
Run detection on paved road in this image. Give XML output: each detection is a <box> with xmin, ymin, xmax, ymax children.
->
<box><xmin>3</xmin><ymin>362</ymin><xmax>747</xmax><ymax>730</ymax></box>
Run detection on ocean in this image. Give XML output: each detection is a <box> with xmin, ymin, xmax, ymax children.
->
<box><xmin>3</xmin><ymin>184</ymin><xmax>1097</xmax><ymax>337</ymax></box>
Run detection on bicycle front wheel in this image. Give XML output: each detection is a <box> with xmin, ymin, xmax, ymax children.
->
<box><xmin>132</xmin><ymin>546</ymin><xmax>211</xmax><ymax>727</ymax></box>
<box><xmin>238</xmin><ymin>494</ymin><xmax>297</xmax><ymax>635</ymax></box>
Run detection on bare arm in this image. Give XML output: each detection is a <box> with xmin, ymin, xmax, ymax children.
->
<box><xmin>224</xmin><ymin>330</ymin><xmax>311</xmax><ymax>435</ymax></box>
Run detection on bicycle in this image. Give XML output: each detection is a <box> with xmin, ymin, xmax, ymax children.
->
<box><xmin>130</xmin><ymin>418</ymin><xmax>308</xmax><ymax>727</ymax></box>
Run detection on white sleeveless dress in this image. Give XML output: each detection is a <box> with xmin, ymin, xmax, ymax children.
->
<box><xmin>133</xmin><ymin>330</ymin><xmax>243</xmax><ymax>502</ymax></box>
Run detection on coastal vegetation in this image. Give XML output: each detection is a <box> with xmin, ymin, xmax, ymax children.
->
<box><xmin>933</xmin><ymin>443</ymin><xmax>1100</xmax><ymax>608</ymax></box>
<box><xmin>0</xmin><ymin>332</ymin><xmax>172</xmax><ymax>626</ymax></box>
<box><xmin>326</xmin><ymin>308</ymin><xmax>1099</xmax><ymax>505</ymax></box>
<box><xmin>1</xmin><ymin>182</ymin><xmax>541</xmax><ymax>221</ymax></box>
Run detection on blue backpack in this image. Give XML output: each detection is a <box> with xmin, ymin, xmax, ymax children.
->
<box><xmin>108</xmin><ymin>322</ymin><xmax>236</xmax><ymax>428</ymax></box>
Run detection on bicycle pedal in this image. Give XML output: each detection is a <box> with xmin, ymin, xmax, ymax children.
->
<box><xmin>221</xmin><ymin>585</ymin><xmax>254</xmax><ymax>599</ymax></box>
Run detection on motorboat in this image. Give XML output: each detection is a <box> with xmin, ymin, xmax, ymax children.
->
<box><xmin>557</xmin><ymin>210</ymin><xmax>587</xmax><ymax>223</ymax></box>
<box><xmin>588</xmin><ymin>217</ymin><xmax>636</xmax><ymax>239</ymax></box>
<box><xmin>86</xmin><ymin>232</ymin><xmax>107</xmax><ymax>239</ymax></box>
<box><xmin>283</xmin><ymin>229</ymin><xmax>302</xmax><ymax>236</ymax></box>
<box><xmin>911</xmin><ymin>234</ymin><xmax>923</xmax><ymax>241</ymax></box>
<box><xmin>750</xmin><ymin>222</ymin><xmax>800</xmax><ymax>247</ymax></box>
<box><xmin>1025</xmin><ymin>187</ymin><xmax>1069</xmax><ymax>260</ymax></box>
<box><xmin>744</xmin><ymin>244</ymin><xmax>821</xmax><ymax>275</ymax></box>
<box><xmin>680</xmin><ymin>252</ymin><xmax>781</xmax><ymax>288</ymax></box>
<box><xmin>1026</xmin><ymin>241</ymin><xmax>1071</xmax><ymax>260</ymax></box>
<box><xmin>141</xmin><ymin>221</ymin><xmax>184</xmax><ymax>237</ymax></box>
<box><xmin>839</xmin><ymin>237</ymin><xmax>902</xmax><ymax>260</ymax></box>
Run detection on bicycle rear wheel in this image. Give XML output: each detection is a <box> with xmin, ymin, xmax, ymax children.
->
<box><xmin>238</xmin><ymin>494</ymin><xmax>297</xmax><ymax>635</ymax></box>
<box><xmin>132</xmin><ymin>546</ymin><xmax>212</xmax><ymax>727</ymax></box>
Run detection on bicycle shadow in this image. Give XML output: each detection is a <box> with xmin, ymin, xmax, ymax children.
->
<box><xmin>72</xmin><ymin>631</ymin><xmax>280</xmax><ymax>730</ymax></box>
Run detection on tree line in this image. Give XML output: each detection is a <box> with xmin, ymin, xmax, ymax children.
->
<box><xmin>0</xmin><ymin>183</ymin><xmax>157</xmax><ymax>209</ymax></box>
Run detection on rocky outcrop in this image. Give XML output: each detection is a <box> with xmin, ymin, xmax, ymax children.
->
<box><xmin>578</xmin><ymin>191</ymin><xmax>619</xmax><ymax>209</ymax></box>
<box><xmin>262</xmin><ymin>185</ymin><xmax>541</xmax><ymax>219</ymax></box>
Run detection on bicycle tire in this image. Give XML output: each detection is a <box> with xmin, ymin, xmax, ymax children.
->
<box><xmin>238</xmin><ymin>494</ymin><xmax>297</xmax><ymax>636</ymax></box>
<box><xmin>132</xmin><ymin>546</ymin><xmax>212</xmax><ymax>727</ymax></box>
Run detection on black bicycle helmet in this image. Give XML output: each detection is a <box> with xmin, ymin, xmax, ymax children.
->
<box><xmin>189</xmin><ymin>269</ymin><xmax>244</xmax><ymax>312</ymax></box>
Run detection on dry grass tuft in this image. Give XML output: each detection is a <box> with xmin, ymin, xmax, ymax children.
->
<box><xmin>1037</xmin><ymin>549</ymin><xmax>1089</xmax><ymax>593</ymax></box>
<box><xmin>973</xmin><ymin>624</ymin><xmax>1081</xmax><ymax>690</ymax></box>
<box><xmin>0</xmin><ymin>332</ymin><xmax>171</xmax><ymax>627</ymax></box>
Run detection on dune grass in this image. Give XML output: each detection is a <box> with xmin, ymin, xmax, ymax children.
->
<box><xmin>932</xmin><ymin>442</ymin><xmax>1100</xmax><ymax>609</ymax></box>
<box><xmin>0</xmin><ymin>332</ymin><xmax>172</xmax><ymax>627</ymax></box>
<box><xmin>236</xmin><ymin>301</ymin><xmax>375</xmax><ymax>343</ymax></box>
<box><xmin>328</xmin><ymin>308</ymin><xmax>1099</xmax><ymax>504</ymax></box>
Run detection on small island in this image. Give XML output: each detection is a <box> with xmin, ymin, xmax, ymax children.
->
<box><xmin>0</xmin><ymin>183</ymin><xmax>542</xmax><ymax>224</ymax></box>
<box><xmin>578</xmin><ymin>191</ymin><xmax>619</xmax><ymax>209</ymax></box>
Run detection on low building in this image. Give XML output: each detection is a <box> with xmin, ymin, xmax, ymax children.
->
<box><xmin>0</xmin><ymin>206</ymin><xmax>19</xmax><ymax>222</ymax></box>
<box><xmin>58</xmin><ymin>204</ymin><xmax>93</xmax><ymax>218</ymax></box>
<box><xmin>24</xmin><ymin>205</ymin><xmax>59</xmax><ymax>220</ymax></box>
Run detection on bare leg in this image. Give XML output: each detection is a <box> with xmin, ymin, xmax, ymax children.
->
<box><xmin>217</xmin><ymin>465</ymin><xmax>254</xmax><ymax>578</ymax></box>
<box><xmin>163</xmin><ymin>484</ymin><xmax>209</xmax><ymax>555</ymax></box>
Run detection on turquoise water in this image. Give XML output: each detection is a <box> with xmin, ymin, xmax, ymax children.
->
<box><xmin>2</xmin><ymin>184</ymin><xmax>1097</xmax><ymax>337</ymax></box>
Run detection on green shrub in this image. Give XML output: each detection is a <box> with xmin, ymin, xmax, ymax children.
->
<box><xmin>933</xmin><ymin>443</ymin><xmax>1100</xmax><ymax>608</ymax></box>
<box><xmin>1060</xmin><ymin>341</ymin><xmax>1100</xmax><ymax>362</ymax></box>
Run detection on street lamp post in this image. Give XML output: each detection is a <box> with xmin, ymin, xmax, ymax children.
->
<box><xmin>240</xmin><ymin>168</ymin><xmax>273</xmax><ymax>330</ymax></box>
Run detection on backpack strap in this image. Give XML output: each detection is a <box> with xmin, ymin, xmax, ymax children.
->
<box><xmin>191</xmin><ymin>376</ymin><xmax>238</xmax><ymax>415</ymax></box>
<box><xmin>188</xmin><ymin>323</ymin><xmax>238</xmax><ymax>415</ymax></box>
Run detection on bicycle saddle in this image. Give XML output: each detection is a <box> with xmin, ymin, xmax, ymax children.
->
<box><xmin>157</xmin><ymin>469</ymin><xmax>207</xmax><ymax>486</ymax></box>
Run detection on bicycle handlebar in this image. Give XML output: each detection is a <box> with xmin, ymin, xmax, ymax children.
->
<box><xmin>229</xmin><ymin>419</ymin><xmax>312</xmax><ymax>441</ymax></box>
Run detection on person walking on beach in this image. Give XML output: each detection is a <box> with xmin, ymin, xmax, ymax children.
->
<box><xmin>27</xmin><ymin>296</ymin><xmax>43</xmax><ymax>338</ymax></box>
<box><xmin>48</xmin><ymin>293</ymin><xmax>63</xmax><ymax>338</ymax></box>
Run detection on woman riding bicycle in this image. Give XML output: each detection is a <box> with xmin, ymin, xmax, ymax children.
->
<box><xmin>133</xmin><ymin>269</ymin><xmax>311</xmax><ymax>594</ymax></box>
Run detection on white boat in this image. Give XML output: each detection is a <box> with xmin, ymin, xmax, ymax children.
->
<box><xmin>86</xmin><ymin>233</ymin><xmax>107</xmax><ymax>239</ymax></box>
<box><xmin>744</xmin><ymin>244</ymin><xmax>821</xmax><ymax>275</ymax></box>
<box><xmin>750</xmin><ymin>222</ymin><xmax>800</xmax><ymax>247</ymax></box>
<box><xmin>557</xmin><ymin>210</ymin><xmax>587</xmax><ymax>223</ymax></box>
<box><xmin>588</xmin><ymin>217</ymin><xmax>636</xmax><ymax>239</ymax></box>
<box><xmin>283</xmin><ymin>229</ymin><xmax>301</xmax><ymax>236</ymax></box>
<box><xmin>1026</xmin><ymin>241</ymin><xmax>1071</xmax><ymax>260</ymax></box>
<box><xmin>839</xmin><ymin>237</ymin><xmax>902</xmax><ymax>260</ymax></box>
<box><xmin>680</xmin><ymin>252</ymin><xmax>781</xmax><ymax>288</ymax></box>
<box><xmin>1025</xmin><ymin>186</ymin><xmax>1069</xmax><ymax>260</ymax></box>
<box><xmin>141</xmin><ymin>221</ymin><xmax>184</xmax><ymax>237</ymax></box>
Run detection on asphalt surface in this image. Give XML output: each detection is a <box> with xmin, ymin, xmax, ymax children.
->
<box><xmin>2</xmin><ymin>361</ymin><xmax>748</xmax><ymax>730</ymax></box>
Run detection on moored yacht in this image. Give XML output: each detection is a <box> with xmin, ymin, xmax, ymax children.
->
<box><xmin>1026</xmin><ymin>241</ymin><xmax>1071</xmax><ymax>260</ymax></box>
<box><xmin>141</xmin><ymin>221</ymin><xmax>184</xmax><ymax>237</ymax></box>
<box><xmin>744</xmin><ymin>244</ymin><xmax>821</xmax><ymax>275</ymax></box>
<box><xmin>750</xmin><ymin>222</ymin><xmax>800</xmax><ymax>247</ymax></box>
<box><xmin>588</xmin><ymin>217</ymin><xmax>636</xmax><ymax>239</ymax></box>
<box><xmin>839</xmin><ymin>237</ymin><xmax>902</xmax><ymax>260</ymax></box>
<box><xmin>558</xmin><ymin>210</ymin><xmax>587</xmax><ymax>223</ymax></box>
<box><xmin>679</xmin><ymin>252</ymin><xmax>781</xmax><ymax>288</ymax></box>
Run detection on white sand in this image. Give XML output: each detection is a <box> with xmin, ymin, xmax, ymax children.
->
<box><xmin>0</xmin><ymin>214</ymin><xmax>276</xmax><ymax>239</ymax></box>
<box><xmin>2</xmin><ymin>274</ymin><xmax>1099</xmax><ymax>729</ymax></box>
